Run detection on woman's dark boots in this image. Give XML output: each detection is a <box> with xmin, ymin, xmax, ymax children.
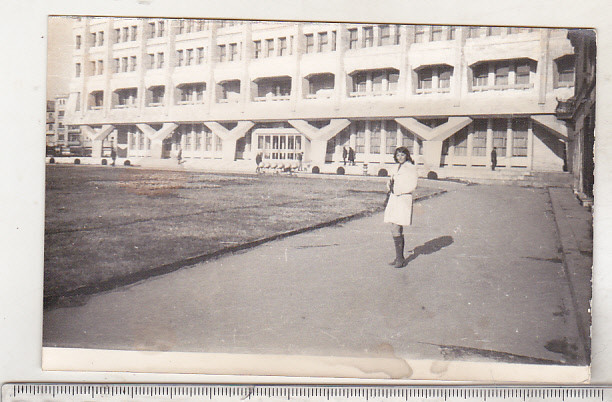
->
<box><xmin>389</xmin><ymin>235</ymin><xmax>405</xmax><ymax>268</ymax></box>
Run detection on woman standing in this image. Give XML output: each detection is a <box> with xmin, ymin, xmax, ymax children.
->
<box><xmin>384</xmin><ymin>147</ymin><xmax>418</xmax><ymax>268</ymax></box>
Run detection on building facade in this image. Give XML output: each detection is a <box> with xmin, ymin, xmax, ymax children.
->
<box><xmin>556</xmin><ymin>29</ymin><xmax>595</xmax><ymax>204</ymax></box>
<box><xmin>64</xmin><ymin>18</ymin><xmax>576</xmax><ymax>175</ymax></box>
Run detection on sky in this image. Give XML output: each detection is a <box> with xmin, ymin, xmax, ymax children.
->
<box><xmin>47</xmin><ymin>16</ymin><xmax>74</xmax><ymax>100</ymax></box>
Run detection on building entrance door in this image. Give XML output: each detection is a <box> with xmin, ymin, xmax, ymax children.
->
<box><xmin>162</xmin><ymin>138</ymin><xmax>172</xmax><ymax>159</ymax></box>
<box><xmin>256</xmin><ymin>133</ymin><xmax>303</xmax><ymax>161</ymax></box>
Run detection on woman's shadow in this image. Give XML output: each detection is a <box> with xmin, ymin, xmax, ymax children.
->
<box><xmin>404</xmin><ymin>235</ymin><xmax>454</xmax><ymax>264</ymax></box>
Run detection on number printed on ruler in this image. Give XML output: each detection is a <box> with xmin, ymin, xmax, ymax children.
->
<box><xmin>2</xmin><ymin>385</ymin><xmax>610</xmax><ymax>402</ymax></box>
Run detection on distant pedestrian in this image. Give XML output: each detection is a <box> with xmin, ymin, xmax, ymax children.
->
<box><xmin>342</xmin><ymin>146</ymin><xmax>348</xmax><ymax>166</ymax></box>
<box><xmin>255</xmin><ymin>152</ymin><xmax>263</xmax><ymax>173</ymax></box>
<box><xmin>384</xmin><ymin>147</ymin><xmax>418</xmax><ymax>268</ymax></box>
<box><xmin>348</xmin><ymin>147</ymin><xmax>355</xmax><ymax>166</ymax></box>
<box><xmin>491</xmin><ymin>147</ymin><xmax>497</xmax><ymax>171</ymax></box>
<box><xmin>297</xmin><ymin>152</ymin><xmax>303</xmax><ymax>171</ymax></box>
<box><xmin>110</xmin><ymin>147</ymin><xmax>117</xmax><ymax>167</ymax></box>
<box><xmin>177</xmin><ymin>147</ymin><xmax>182</xmax><ymax>165</ymax></box>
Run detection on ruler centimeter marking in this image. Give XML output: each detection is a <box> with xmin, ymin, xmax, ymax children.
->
<box><xmin>2</xmin><ymin>385</ymin><xmax>609</xmax><ymax>401</ymax></box>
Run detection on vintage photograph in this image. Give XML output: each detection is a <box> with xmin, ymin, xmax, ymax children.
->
<box><xmin>42</xmin><ymin>16</ymin><xmax>595</xmax><ymax>380</ymax></box>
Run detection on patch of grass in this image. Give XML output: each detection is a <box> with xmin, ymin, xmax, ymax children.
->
<box><xmin>45</xmin><ymin>165</ymin><xmax>440</xmax><ymax>298</ymax></box>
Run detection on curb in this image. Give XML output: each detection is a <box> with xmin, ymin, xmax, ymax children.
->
<box><xmin>43</xmin><ymin>189</ymin><xmax>448</xmax><ymax>309</ymax></box>
<box><xmin>547</xmin><ymin>186</ymin><xmax>592</xmax><ymax>365</ymax></box>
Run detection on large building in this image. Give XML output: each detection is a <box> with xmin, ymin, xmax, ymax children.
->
<box><xmin>556</xmin><ymin>29</ymin><xmax>595</xmax><ymax>205</ymax></box>
<box><xmin>64</xmin><ymin>18</ymin><xmax>577</xmax><ymax>175</ymax></box>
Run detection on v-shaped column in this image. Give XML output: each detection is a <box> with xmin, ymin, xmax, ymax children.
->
<box><xmin>136</xmin><ymin>123</ymin><xmax>178</xmax><ymax>158</ymax></box>
<box><xmin>203</xmin><ymin>121</ymin><xmax>254</xmax><ymax>161</ymax></box>
<box><xmin>80</xmin><ymin>125</ymin><xmax>114</xmax><ymax>157</ymax></box>
<box><xmin>288</xmin><ymin>119</ymin><xmax>350</xmax><ymax>167</ymax></box>
<box><xmin>396</xmin><ymin>117</ymin><xmax>472</xmax><ymax>170</ymax></box>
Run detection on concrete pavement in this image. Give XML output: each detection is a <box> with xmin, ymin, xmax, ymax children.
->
<box><xmin>43</xmin><ymin>182</ymin><xmax>592</xmax><ymax>366</ymax></box>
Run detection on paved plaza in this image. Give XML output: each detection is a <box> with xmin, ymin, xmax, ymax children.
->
<box><xmin>43</xmin><ymin>181</ymin><xmax>592</xmax><ymax>366</ymax></box>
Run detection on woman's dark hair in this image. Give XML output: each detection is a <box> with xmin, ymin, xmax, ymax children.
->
<box><xmin>393</xmin><ymin>146</ymin><xmax>414</xmax><ymax>164</ymax></box>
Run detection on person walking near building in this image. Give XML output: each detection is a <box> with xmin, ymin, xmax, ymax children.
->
<box><xmin>491</xmin><ymin>147</ymin><xmax>497</xmax><ymax>171</ymax></box>
<box><xmin>297</xmin><ymin>151</ymin><xmax>303</xmax><ymax>171</ymax></box>
<box><xmin>110</xmin><ymin>147</ymin><xmax>117</xmax><ymax>167</ymax></box>
<box><xmin>255</xmin><ymin>152</ymin><xmax>263</xmax><ymax>173</ymax></box>
<box><xmin>348</xmin><ymin>147</ymin><xmax>355</xmax><ymax>166</ymax></box>
<box><xmin>342</xmin><ymin>146</ymin><xmax>348</xmax><ymax>166</ymax></box>
<box><xmin>177</xmin><ymin>146</ymin><xmax>182</xmax><ymax>165</ymax></box>
<box><xmin>384</xmin><ymin>146</ymin><xmax>418</xmax><ymax>268</ymax></box>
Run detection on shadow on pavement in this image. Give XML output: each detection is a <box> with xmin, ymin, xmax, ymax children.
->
<box><xmin>405</xmin><ymin>235</ymin><xmax>454</xmax><ymax>264</ymax></box>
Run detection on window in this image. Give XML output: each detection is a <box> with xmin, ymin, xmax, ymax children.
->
<box><xmin>90</xmin><ymin>32</ymin><xmax>97</xmax><ymax>46</ymax></box>
<box><xmin>114</xmin><ymin>58</ymin><xmax>121</xmax><ymax>73</ymax></box>
<box><xmin>157</xmin><ymin>21</ymin><xmax>164</xmax><ymax>37</ymax></box>
<box><xmin>90</xmin><ymin>61</ymin><xmax>96</xmax><ymax>75</ymax></box>
<box><xmin>454</xmin><ymin>128</ymin><xmax>468</xmax><ymax>156</ymax></box>
<box><xmin>418</xmin><ymin>69</ymin><xmax>433</xmax><ymax>89</ymax></box>
<box><xmin>97</xmin><ymin>60</ymin><xmax>104</xmax><ymax>75</ymax></box>
<box><xmin>370</xmin><ymin>121</ymin><xmax>381</xmax><ymax>154</ymax></box>
<box><xmin>149</xmin><ymin>86</ymin><xmax>164</xmax><ymax>105</ymax></box>
<box><xmin>114</xmin><ymin>28</ymin><xmax>121</xmax><ymax>43</ymax></box>
<box><xmin>439</xmin><ymin>68</ymin><xmax>451</xmax><ymax>88</ymax></box>
<box><xmin>351</xmin><ymin>69</ymin><xmax>399</xmax><ymax>95</ymax></box>
<box><xmin>75</xmin><ymin>35</ymin><xmax>81</xmax><ymax>49</ymax></box>
<box><xmin>363</xmin><ymin>26</ymin><xmax>374</xmax><ymax>47</ymax></box>
<box><xmin>471</xmin><ymin>120</ymin><xmax>487</xmax><ymax>156</ymax></box>
<box><xmin>278</xmin><ymin>37</ymin><xmax>287</xmax><ymax>56</ymax></box>
<box><xmin>148</xmin><ymin>22</ymin><xmax>156</xmax><ymax>38</ymax></box>
<box><xmin>448</xmin><ymin>26</ymin><xmax>457</xmax><ymax>40</ymax></box>
<box><xmin>515</xmin><ymin>61</ymin><xmax>531</xmax><ymax>85</ymax></box>
<box><xmin>147</xmin><ymin>54</ymin><xmax>154</xmax><ymax>69</ymax></box>
<box><xmin>556</xmin><ymin>55</ymin><xmax>575</xmax><ymax>87</ymax></box>
<box><xmin>178</xmin><ymin>83</ymin><xmax>206</xmax><ymax>104</ymax></box>
<box><xmin>131</xmin><ymin>26</ymin><xmax>137</xmax><ymax>41</ymax></box>
<box><xmin>488</xmin><ymin>26</ymin><xmax>502</xmax><ymax>36</ymax></box>
<box><xmin>492</xmin><ymin>119</ymin><xmax>507</xmax><ymax>156</ymax></box>
<box><xmin>318</xmin><ymin>32</ymin><xmax>328</xmax><ymax>52</ymax></box>
<box><xmin>129</xmin><ymin>56</ymin><xmax>137</xmax><ymax>72</ymax></box>
<box><xmin>331</xmin><ymin>31</ymin><xmax>337</xmax><ymax>51</ymax></box>
<box><xmin>414</xmin><ymin>26</ymin><xmax>426</xmax><ymax>43</ymax></box>
<box><xmin>394</xmin><ymin>25</ymin><xmax>401</xmax><ymax>44</ymax></box>
<box><xmin>417</xmin><ymin>66</ymin><xmax>452</xmax><ymax>92</ymax></box>
<box><xmin>355</xmin><ymin>121</ymin><xmax>366</xmax><ymax>153</ymax></box>
<box><xmin>157</xmin><ymin>52</ymin><xmax>164</xmax><ymax>68</ymax></box>
<box><xmin>430</xmin><ymin>25</ymin><xmax>444</xmax><ymax>41</ymax></box>
<box><xmin>253</xmin><ymin>40</ymin><xmax>261</xmax><ymax>58</ymax></box>
<box><xmin>379</xmin><ymin>25</ymin><xmax>391</xmax><ymax>46</ymax></box>
<box><xmin>196</xmin><ymin>48</ymin><xmax>204</xmax><ymax>64</ymax></box>
<box><xmin>307</xmin><ymin>73</ymin><xmax>334</xmax><ymax>98</ymax></box>
<box><xmin>186</xmin><ymin>49</ymin><xmax>194</xmax><ymax>65</ymax></box>
<box><xmin>305</xmin><ymin>34</ymin><xmax>314</xmax><ymax>53</ymax></box>
<box><xmin>385</xmin><ymin>121</ymin><xmax>397</xmax><ymax>154</ymax></box>
<box><xmin>256</xmin><ymin>78</ymin><xmax>291</xmax><ymax>99</ymax></box>
<box><xmin>218</xmin><ymin>45</ymin><xmax>226</xmax><ymax>62</ymax></box>
<box><xmin>176</xmin><ymin>50</ymin><xmax>184</xmax><ymax>66</ymax></box>
<box><xmin>494</xmin><ymin>63</ymin><xmax>509</xmax><ymax>86</ymax></box>
<box><xmin>122</xmin><ymin>27</ymin><xmax>129</xmax><ymax>42</ymax></box>
<box><xmin>266</xmin><ymin>39</ymin><xmax>274</xmax><ymax>57</ymax></box>
<box><xmin>115</xmin><ymin>88</ymin><xmax>138</xmax><ymax>107</ymax></box>
<box><xmin>468</xmin><ymin>26</ymin><xmax>482</xmax><ymax>38</ymax></box>
<box><xmin>75</xmin><ymin>63</ymin><xmax>81</xmax><ymax>77</ymax></box>
<box><xmin>229</xmin><ymin>43</ymin><xmax>238</xmax><ymax>61</ymax></box>
<box><xmin>121</xmin><ymin>57</ymin><xmax>128</xmax><ymax>72</ymax></box>
<box><xmin>348</xmin><ymin>29</ymin><xmax>358</xmax><ymax>49</ymax></box>
<box><xmin>177</xmin><ymin>20</ymin><xmax>185</xmax><ymax>34</ymax></box>
<box><xmin>220</xmin><ymin>80</ymin><xmax>240</xmax><ymax>101</ymax></box>
<box><xmin>472</xmin><ymin>64</ymin><xmax>489</xmax><ymax>87</ymax></box>
<box><xmin>98</xmin><ymin>31</ymin><xmax>104</xmax><ymax>46</ymax></box>
<box><xmin>512</xmin><ymin>119</ymin><xmax>529</xmax><ymax>156</ymax></box>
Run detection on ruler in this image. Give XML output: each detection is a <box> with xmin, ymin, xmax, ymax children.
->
<box><xmin>2</xmin><ymin>385</ymin><xmax>610</xmax><ymax>402</ymax></box>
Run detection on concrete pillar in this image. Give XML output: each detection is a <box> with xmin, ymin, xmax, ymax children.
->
<box><xmin>422</xmin><ymin>140</ymin><xmax>443</xmax><ymax>170</ymax></box>
<box><xmin>310</xmin><ymin>139</ymin><xmax>328</xmax><ymax>168</ymax></box>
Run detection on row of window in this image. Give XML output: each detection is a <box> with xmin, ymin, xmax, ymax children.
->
<box><xmin>76</xmin><ymin>24</ymin><xmax>537</xmax><ymax>51</ymax></box>
<box><xmin>324</xmin><ymin>119</ymin><xmax>529</xmax><ymax>157</ymax></box>
<box><xmin>81</xmin><ymin>61</ymin><xmax>572</xmax><ymax>109</ymax></box>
